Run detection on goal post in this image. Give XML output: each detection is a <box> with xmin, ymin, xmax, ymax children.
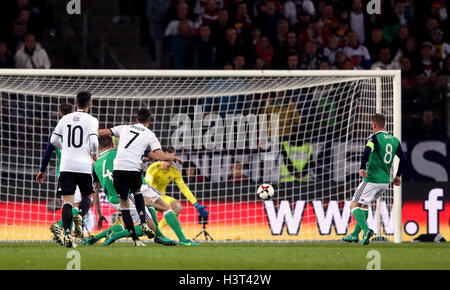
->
<box><xmin>0</xmin><ymin>69</ymin><xmax>402</xmax><ymax>243</ymax></box>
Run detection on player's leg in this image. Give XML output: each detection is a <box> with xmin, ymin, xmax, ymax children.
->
<box><xmin>351</xmin><ymin>182</ymin><xmax>382</xmax><ymax>245</ymax></box>
<box><xmin>50</xmin><ymin>182</ymin><xmax>73</xmax><ymax>245</ymax></box>
<box><xmin>58</xmin><ymin>172</ymin><xmax>77</xmax><ymax>248</ymax></box>
<box><xmin>104</xmin><ymin>198</ymin><xmax>153</xmax><ymax>246</ymax></box>
<box><xmin>131</xmin><ymin>188</ymin><xmax>154</xmax><ymax>237</ymax></box>
<box><xmin>140</xmin><ymin>185</ymin><xmax>176</xmax><ymax>245</ymax></box>
<box><xmin>113</xmin><ymin>170</ymin><xmax>141</xmax><ymax>244</ymax></box>
<box><xmin>72</xmin><ymin>185</ymin><xmax>86</xmax><ymax>238</ymax></box>
<box><xmin>82</xmin><ymin>224</ymin><xmax>125</xmax><ymax>245</ymax></box>
<box><xmin>344</xmin><ymin>182</ymin><xmax>370</xmax><ymax>243</ymax></box>
<box><xmin>360</xmin><ymin>184</ymin><xmax>389</xmax><ymax>245</ymax></box>
<box><xmin>153</xmin><ymin>197</ymin><xmax>199</xmax><ymax>246</ymax></box>
<box><xmin>158</xmin><ymin>195</ymin><xmax>181</xmax><ymax>229</ymax></box>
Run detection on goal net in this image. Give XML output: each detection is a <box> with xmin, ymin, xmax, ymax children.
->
<box><xmin>0</xmin><ymin>70</ymin><xmax>401</xmax><ymax>243</ymax></box>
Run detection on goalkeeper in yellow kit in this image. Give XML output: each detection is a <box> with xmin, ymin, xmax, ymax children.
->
<box><xmin>144</xmin><ymin>147</ymin><xmax>209</xmax><ymax>231</ymax></box>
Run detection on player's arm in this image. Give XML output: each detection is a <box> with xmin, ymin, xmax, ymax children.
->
<box><xmin>393</xmin><ymin>143</ymin><xmax>407</xmax><ymax>186</ymax></box>
<box><xmin>147</xmin><ymin>131</ymin><xmax>183</xmax><ymax>164</ymax></box>
<box><xmin>147</xmin><ymin>149</ymin><xmax>183</xmax><ymax>164</ymax></box>
<box><xmin>36</xmin><ymin>138</ymin><xmax>55</xmax><ymax>184</ymax></box>
<box><xmin>174</xmin><ymin>172</ymin><xmax>209</xmax><ymax>217</ymax></box>
<box><xmin>99</xmin><ymin>125</ymin><xmax>125</xmax><ymax>137</ymax></box>
<box><xmin>92</xmin><ymin>170</ymin><xmax>107</xmax><ymax>230</ymax></box>
<box><xmin>50</xmin><ymin>120</ymin><xmax>63</xmax><ymax>149</ymax></box>
<box><xmin>359</xmin><ymin>134</ymin><xmax>378</xmax><ymax>178</ymax></box>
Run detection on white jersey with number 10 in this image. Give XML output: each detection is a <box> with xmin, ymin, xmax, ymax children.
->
<box><xmin>52</xmin><ymin>111</ymin><xmax>99</xmax><ymax>174</ymax></box>
<box><xmin>111</xmin><ymin>123</ymin><xmax>162</xmax><ymax>172</ymax></box>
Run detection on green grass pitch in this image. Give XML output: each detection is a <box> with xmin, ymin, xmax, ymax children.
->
<box><xmin>1</xmin><ymin>241</ymin><xmax>450</xmax><ymax>270</ymax></box>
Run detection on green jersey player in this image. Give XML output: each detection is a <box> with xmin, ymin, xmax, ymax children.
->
<box><xmin>82</xmin><ymin>135</ymin><xmax>197</xmax><ymax>246</ymax></box>
<box><xmin>343</xmin><ymin>114</ymin><xmax>407</xmax><ymax>245</ymax></box>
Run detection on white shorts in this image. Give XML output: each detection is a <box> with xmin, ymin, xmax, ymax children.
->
<box><xmin>352</xmin><ymin>181</ymin><xmax>389</xmax><ymax>206</ymax></box>
<box><xmin>111</xmin><ymin>186</ymin><xmax>159</xmax><ymax>225</ymax></box>
<box><xmin>112</xmin><ymin>202</ymin><xmax>151</xmax><ymax>224</ymax></box>
<box><xmin>140</xmin><ymin>183</ymin><xmax>161</xmax><ymax>203</ymax></box>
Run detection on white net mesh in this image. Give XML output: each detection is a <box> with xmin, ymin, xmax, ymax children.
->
<box><xmin>0</xmin><ymin>71</ymin><xmax>399</xmax><ymax>242</ymax></box>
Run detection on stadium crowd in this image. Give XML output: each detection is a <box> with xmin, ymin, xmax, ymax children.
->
<box><xmin>142</xmin><ymin>0</ymin><xmax>449</xmax><ymax>139</ymax></box>
<box><xmin>0</xmin><ymin>0</ymin><xmax>52</xmax><ymax>69</ymax></box>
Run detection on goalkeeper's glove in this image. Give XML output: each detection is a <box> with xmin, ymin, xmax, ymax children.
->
<box><xmin>194</xmin><ymin>202</ymin><xmax>209</xmax><ymax>218</ymax></box>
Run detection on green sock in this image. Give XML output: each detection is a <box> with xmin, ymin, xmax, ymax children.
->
<box><xmin>351</xmin><ymin>209</ymin><xmax>368</xmax><ymax>236</ymax></box>
<box><xmin>353</xmin><ymin>208</ymin><xmax>369</xmax><ymax>234</ymax></box>
<box><xmin>165</xmin><ymin>211</ymin><xmax>187</xmax><ymax>242</ymax></box>
<box><xmin>112</xmin><ymin>225</ymin><xmax>143</xmax><ymax>241</ymax></box>
<box><xmin>147</xmin><ymin>206</ymin><xmax>164</xmax><ymax>238</ymax></box>
<box><xmin>57</xmin><ymin>208</ymin><xmax>78</xmax><ymax>228</ymax></box>
<box><xmin>93</xmin><ymin>224</ymin><xmax>123</xmax><ymax>243</ymax></box>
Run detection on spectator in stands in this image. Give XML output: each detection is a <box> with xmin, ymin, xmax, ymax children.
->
<box><xmin>255</xmin><ymin>35</ymin><xmax>273</xmax><ymax>67</ymax></box>
<box><xmin>343</xmin><ymin>31</ymin><xmax>371</xmax><ymax>69</ymax></box>
<box><xmin>286</xmin><ymin>54</ymin><xmax>299</xmax><ymax>70</ymax></box>
<box><xmin>382</xmin><ymin>0</ymin><xmax>411</xmax><ymax>44</ymax></box>
<box><xmin>332</xmin><ymin>50</ymin><xmax>347</xmax><ymax>69</ymax></box>
<box><xmin>319</xmin><ymin>60</ymin><xmax>330</xmax><ymax>70</ymax></box>
<box><xmin>232</xmin><ymin>54</ymin><xmax>246</xmax><ymax>70</ymax></box>
<box><xmin>298</xmin><ymin>15</ymin><xmax>330</xmax><ymax>51</ymax></box>
<box><xmin>323</xmin><ymin>34</ymin><xmax>340</xmax><ymax>65</ymax></box>
<box><xmin>416</xmin><ymin>109</ymin><xmax>445</xmax><ymax>139</ymax></box>
<box><xmin>271</xmin><ymin>19</ymin><xmax>289</xmax><ymax>68</ymax></box>
<box><xmin>421</xmin><ymin>17</ymin><xmax>440</xmax><ymax>42</ymax></box>
<box><xmin>335</xmin><ymin>11</ymin><xmax>351</xmax><ymax>46</ymax></box>
<box><xmin>165</xmin><ymin>2</ymin><xmax>194</xmax><ymax>37</ymax></box>
<box><xmin>400</xmin><ymin>55</ymin><xmax>415</xmax><ymax>89</ymax></box>
<box><xmin>415</xmin><ymin>41</ymin><xmax>440</xmax><ymax>77</ymax></box>
<box><xmin>14</xmin><ymin>33</ymin><xmax>50</xmax><ymax>69</ymax></box>
<box><xmin>254</xmin><ymin>57</ymin><xmax>269</xmax><ymax>70</ymax></box>
<box><xmin>254</xmin><ymin>0</ymin><xmax>283</xmax><ymax>41</ymax></box>
<box><xmin>8</xmin><ymin>19</ymin><xmax>27</xmax><ymax>52</ymax></box>
<box><xmin>364</xmin><ymin>28</ymin><xmax>388</xmax><ymax>61</ymax></box>
<box><xmin>371</xmin><ymin>47</ymin><xmax>400</xmax><ymax>70</ymax></box>
<box><xmin>216</xmin><ymin>27</ymin><xmax>243</xmax><ymax>68</ymax></box>
<box><xmin>292</xmin><ymin>9</ymin><xmax>312</xmax><ymax>33</ymax></box>
<box><xmin>349</xmin><ymin>0</ymin><xmax>367</xmax><ymax>44</ymax></box>
<box><xmin>319</xmin><ymin>3</ymin><xmax>339</xmax><ymax>33</ymax></box>
<box><xmin>194</xmin><ymin>0</ymin><xmax>219</xmax><ymax>28</ymax></box>
<box><xmin>299</xmin><ymin>41</ymin><xmax>324</xmax><ymax>69</ymax></box>
<box><xmin>17</xmin><ymin>6</ymin><xmax>42</xmax><ymax>41</ymax></box>
<box><xmin>430</xmin><ymin>28</ymin><xmax>450</xmax><ymax>64</ymax></box>
<box><xmin>391</xmin><ymin>25</ymin><xmax>410</xmax><ymax>62</ymax></box>
<box><xmin>283</xmin><ymin>0</ymin><xmax>315</xmax><ymax>27</ymax></box>
<box><xmin>192</xmin><ymin>24</ymin><xmax>216</xmax><ymax>69</ymax></box>
<box><xmin>211</xmin><ymin>8</ymin><xmax>230</xmax><ymax>46</ymax></box>
<box><xmin>229</xmin><ymin>162</ymin><xmax>248</xmax><ymax>182</ymax></box>
<box><xmin>194</xmin><ymin>0</ymin><xmax>224</xmax><ymax>20</ymax></box>
<box><xmin>183</xmin><ymin>161</ymin><xmax>205</xmax><ymax>183</ymax></box>
<box><xmin>233</xmin><ymin>1</ymin><xmax>252</xmax><ymax>40</ymax></box>
<box><xmin>0</xmin><ymin>42</ymin><xmax>13</xmax><ymax>68</ymax></box>
<box><xmin>169</xmin><ymin>20</ymin><xmax>194</xmax><ymax>69</ymax></box>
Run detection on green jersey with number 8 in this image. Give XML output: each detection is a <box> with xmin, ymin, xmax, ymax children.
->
<box><xmin>364</xmin><ymin>131</ymin><xmax>400</xmax><ymax>183</ymax></box>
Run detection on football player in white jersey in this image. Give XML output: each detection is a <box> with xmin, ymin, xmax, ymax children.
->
<box><xmin>98</xmin><ymin>108</ymin><xmax>182</xmax><ymax>246</ymax></box>
<box><xmin>50</xmin><ymin>91</ymin><xmax>99</xmax><ymax>248</ymax></box>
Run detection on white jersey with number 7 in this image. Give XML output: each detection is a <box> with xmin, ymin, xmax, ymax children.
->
<box><xmin>110</xmin><ymin>123</ymin><xmax>162</xmax><ymax>172</ymax></box>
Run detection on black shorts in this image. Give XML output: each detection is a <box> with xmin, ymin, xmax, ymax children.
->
<box><xmin>113</xmin><ymin>170</ymin><xmax>142</xmax><ymax>201</ymax></box>
<box><xmin>58</xmin><ymin>172</ymin><xmax>93</xmax><ymax>196</ymax></box>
